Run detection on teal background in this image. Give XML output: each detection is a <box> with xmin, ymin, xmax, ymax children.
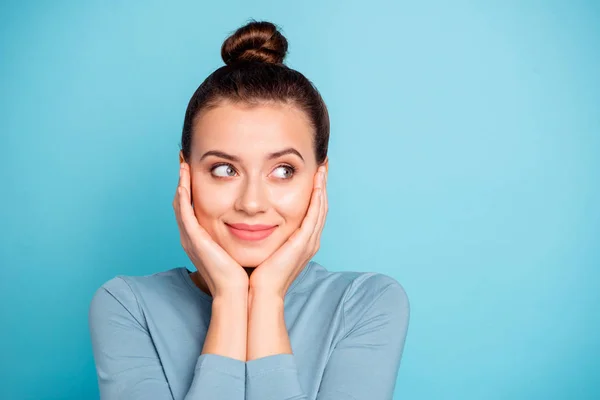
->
<box><xmin>1</xmin><ymin>1</ymin><xmax>599</xmax><ymax>399</ymax></box>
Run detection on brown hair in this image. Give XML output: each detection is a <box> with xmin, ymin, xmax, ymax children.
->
<box><xmin>180</xmin><ymin>20</ymin><xmax>329</xmax><ymax>165</ymax></box>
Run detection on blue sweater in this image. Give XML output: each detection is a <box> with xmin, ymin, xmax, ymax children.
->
<box><xmin>89</xmin><ymin>260</ymin><xmax>410</xmax><ymax>399</ymax></box>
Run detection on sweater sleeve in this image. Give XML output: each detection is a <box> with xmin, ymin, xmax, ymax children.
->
<box><xmin>244</xmin><ymin>280</ymin><xmax>410</xmax><ymax>400</ymax></box>
<box><xmin>88</xmin><ymin>277</ymin><xmax>245</xmax><ymax>400</ymax></box>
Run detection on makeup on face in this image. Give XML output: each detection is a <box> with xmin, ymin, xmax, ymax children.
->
<box><xmin>188</xmin><ymin>102</ymin><xmax>319</xmax><ymax>266</ymax></box>
<box><xmin>225</xmin><ymin>223</ymin><xmax>278</xmax><ymax>241</ymax></box>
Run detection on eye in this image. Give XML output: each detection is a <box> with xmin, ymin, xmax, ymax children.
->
<box><xmin>272</xmin><ymin>165</ymin><xmax>296</xmax><ymax>180</ymax></box>
<box><xmin>211</xmin><ymin>163</ymin><xmax>237</xmax><ymax>177</ymax></box>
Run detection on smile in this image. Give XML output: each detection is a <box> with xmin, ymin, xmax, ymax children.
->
<box><xmin>225</xmin><ymin>223</ymin><xmax>278</xmax><ymax>241</ymax></box>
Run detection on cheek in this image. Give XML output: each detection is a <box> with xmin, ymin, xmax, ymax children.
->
<box><xmin>273</xmin><ymin>182</ymin><xmax>313</xmax><ymax>223</ymax></box>
<box><xmin>191</xmin><ymin>179</ymin><xmax>231</xmax><ymax>224</ymax></box>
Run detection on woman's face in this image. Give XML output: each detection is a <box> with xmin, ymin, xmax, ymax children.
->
<box><xmin>181</xmin><ymin>101</ymin><xmax>325</xmax><ymax>267</ymax></box>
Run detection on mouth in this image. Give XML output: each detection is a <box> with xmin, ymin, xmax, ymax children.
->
<box><xmin>225</xmin><ymin>223</ymin><xmax>278</xmax><ymax>242</ymax></box>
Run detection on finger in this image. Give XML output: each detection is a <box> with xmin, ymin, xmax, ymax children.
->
<box><xmin>179</xmin><ymin>162</ymin><xmax>192</xmax><ymax>197</ymax></box>
<box><xmin>296</xmin><ymin>168</ymin><xmax>324</xmax><ymax>245</ymax></box>
<box><xmin>310</xmin><ymin>169</ymin><xmax>327</xmax><ymax>245</ymax></box>
<box><xmin>173</xmin><ymin>189</ymin><xmax>191</xmax><ymax>249</ymax></box>
<box><xmin>173</xmin><ymin>189</ymin><xmax>194</xmax><ymax>252</ymax></box>
<box><xmin>314</xmin><ymin>166</ymin><xmax>325</xmax><ymax>190</ymax></box>
<box><xmin>175</xmin><ymin>164</ymin><xmax>206</xmax><ymax>245</ymax></box>
<box><xmin>312</xmin><ymin>172</ymin><xmax>328</xmax><ymax>248</ymax></box>
<box><xmin>178</xmin><ymin>165</ymin><xmax>203</xmax><ymax>235</ymax></box>
<box><xmin>173</xmin><ymin>162</ymin><xmax>187</xmax><ymax>218</ymax></box>
<box><xmin>173</xmin><ymin>163</ymin><xmax>183</xmax><ymax>206</ymax></box>
<box><xmin>173</xmin><ymin>164</ymin><xmax>188</xmax><ymax>239</ymax></box>
<box><xmin>296</xmin><ymin>182</ymin><xmax>322</xmax><ymax>243</ymax></box>
<box><xmin>173</xmin><ymin>162</ymin><xmax>189</xmax><ymax>208</ymax></box>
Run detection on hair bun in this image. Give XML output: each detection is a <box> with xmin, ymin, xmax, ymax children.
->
<box><xmin>221</xmin><ymin>20</ymin><xmax>288</xmax><ymax>66</ymax></box>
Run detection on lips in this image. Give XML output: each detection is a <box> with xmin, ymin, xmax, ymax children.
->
<box><xmin>225</xmin><ymin>223</ymin><xmax>278</xmax><ymax>241</ymax></box>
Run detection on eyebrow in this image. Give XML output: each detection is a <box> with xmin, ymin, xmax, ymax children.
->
<box><xmin>199</xmin><ymin>147</ymin><xmax>305</xmax><ymax>163</ymax></box>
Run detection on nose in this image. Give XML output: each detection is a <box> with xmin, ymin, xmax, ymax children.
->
<box><xmin>234</xmin><ymin>175</ymin><xmax>268</xmax><ymax>215</ymax></box>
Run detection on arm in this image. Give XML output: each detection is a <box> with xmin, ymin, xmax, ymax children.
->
<box><xmin>245</xmin><ymin>281</ymin><xmax>410</xmax><ymax>400</ymax></box>
<box><xmin>187</xmin><ymin>290</ymin><xmax>248</xmax><ymax>396</ymax></box>
<box><xmin>89</xmin><ymin>277</ymin><xmax>246</xmax><ymax>400</ymax></box>
<box><xmin>201</xmin><ymin>290</ymin><xmax>248</xmax><ymax>360</ymax></box>
<box><xmin>246</xmin><ymin>289</ymin><xmax>292</xmax><ymax>360</ymax></box>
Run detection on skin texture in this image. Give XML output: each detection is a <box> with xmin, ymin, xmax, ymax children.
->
<box><xmin>174</xmin><ymin>101</ymin><xmax>328</xmax><ymax>361</ymax></box>
<box><xmin>182</xmin><ymin>101</ymin><xmax>327</xmax><ymax>288</ymax></box>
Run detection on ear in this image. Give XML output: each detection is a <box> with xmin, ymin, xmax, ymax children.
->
<box><xmin>179</xmin><ymin>150</ymin><xmax>185</xmax><ymax>164</ymax></box>
<box><xmin>323</xmin><ymin>157</ymin><xmax>329</xmax><ymax>174</ymax></box>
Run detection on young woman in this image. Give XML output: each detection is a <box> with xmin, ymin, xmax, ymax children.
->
<box><xmin>89</xmin><ymin>20</ymin><xmax>410</xmax><ymax>400</ymax></box>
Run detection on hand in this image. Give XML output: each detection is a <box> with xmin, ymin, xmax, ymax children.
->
<box><xmin>173</xmin><ymin>161</ymin><xmax>249</xmax><ymax>297</ymax></box>
<box><xmin>249</xmin><ymin>165</ymin><xmax>328</xmax><ymax>299</ymax></box>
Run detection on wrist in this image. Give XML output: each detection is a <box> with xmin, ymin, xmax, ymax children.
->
<box><xmin>248</xmin><ymin>288</ymin><xmax>284</xmax><ymax>312</ymax></box>
<box><xmin>212</xmin><ymin>288</ymin><xmax>248</xmax><ymax>305</ymax></box>
<box><xmin>248</xmin><ymin>286</ymin><xmax>284</xmax><ymax>301</ymax></box>
<box><xmin>246</xmin><ymin>288</ymin><xmax>289</xmax><ymax>361</ymax></box>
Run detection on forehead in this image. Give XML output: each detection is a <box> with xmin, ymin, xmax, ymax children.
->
<box><xmin>192</xmin><ymin>102</ymin><xmax>315</xmax><ymax>162</ymax></box>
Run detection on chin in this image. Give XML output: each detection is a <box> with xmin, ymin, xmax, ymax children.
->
<box><xmin>215</xmin><ymin>225</ymin><xmax>289</xmax><ymax>268</ymax></box>
<box><xmin>223</xmin><ymin>245</ymin><xmax>272</xmax><ymax>268</ymax></box>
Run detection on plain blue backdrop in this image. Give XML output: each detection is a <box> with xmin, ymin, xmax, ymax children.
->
<box><xmin>1</xmin><ymin>1</ymin><xmax>598</xmax><ymax>399</ymax></box>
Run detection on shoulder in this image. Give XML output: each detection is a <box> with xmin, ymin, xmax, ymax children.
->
<box><xmin>345</xmin><ymin>271</ymin><xmax>409</xmax><ymax>312</ymax></box>
<box><xmin>93</xmin><ymin>267</ymin><xmax>186</xmax><ymax>298</ymax></box>
<box><xmin>306</xmin><ymin>261</ymin><xmax>410</xmax><ymax>326</ymax></box>
<box><xmin>341</xmin><ymin>272</ymin><xmax>410</xmax><ymax>343</ymax></box>
<box><xmin>88</xmin><ymin>267</ymin><xmax>186</xmax><ymax>326</ymax></box>
<box><xmin>332</xmin><ymin>268</ymin><xmax>410</xmax><ymax>336</ymax></box>
<box><xmin>308</xmin><ymin>261</ymin><xmax>408</xmax><ymax>305</ymax></box>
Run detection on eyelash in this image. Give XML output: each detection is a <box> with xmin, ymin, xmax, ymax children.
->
<box><xmin>210</xmin><ymin>163</ymin><xmax>297</xmax><ymax>179</ymax></box>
